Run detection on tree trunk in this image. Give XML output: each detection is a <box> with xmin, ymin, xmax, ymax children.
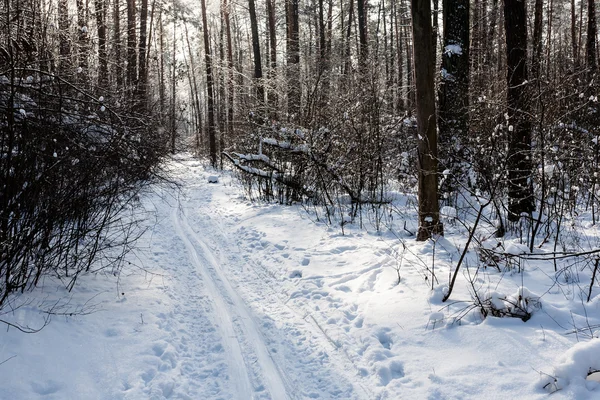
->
<box><xmin>437</xmin><ymin>0</ymin><xmax>469</xmax><ymax>195</ymax></box>
<box><xmin>504</xmin><ymin>0</ymin><xmax>534</xmax><ymax>221</ymax></box>
<box><xmin>171</xmin><ymin>16</ymin><xmax>176</xmax><ymax>154</ymax></box>
<box><xmin>126</xmin><ymin>0</ymin><xmax>137</xmax><ymax>90</ymax></box>
<box><xmin>572</xmin><ymin>0</ymin><xmax>579</xmax><ymax>68</ymax></box>
<box><xmin>248</xmin><ymin>0</ymin><xmax>264</xmax><ymax>105</ymax></box>
<box><xmin>76</xmin><ymin>0</ymin><xmax>89</xmax><ymax>82</ymax></box>
<box><xmin>531</xmin><ymin>0</ymin><xmax>543</xmax><ymax>79</ymax></box>
<box><xmin>287</xmin><ymin>0</ymin><xmax>300</xmax><ymax>120</ymax></box>
<box><xmin>201</xmin><ymin>0</ymin><xmax>217</xmax><ymax>166</ymax></box>
<box><xmin>114</xmin><ymin>0</ymin><xmax>123</xmax><ymax>90</ymax></box>
<box><xmin>357</xmin><ymin>0</ymin><xmax>368</xmax><ymax>65</ymax></box>
<box><xmin>58</xmin><ymin>0</ymin><xmax>70</xmax><ymax>72</ymax></box>
<box><xmin>412</xmin><ymin>0</ymin><xmax>443</xmax><ymax>240</ymax></box>
<box><xmin>587</xmin><ymin>0</ymin><xmax>597</xmax><ymax>72</ymax></box>
<box><xmin>138</xmin><ymin>0</ymin><xmax>149</xmax><ymax>101</ymax></box>
<box><xmin>223</xmin><ymin>0</ymin><xmax>235</xmax><ymax>147</ymax></box>
<box><xmin>266</xmin><ymin>0</ymin><xmax>278</xmax><ymax>110</ymax></box>
<box><xmin>343</xmin><ymin>0</ymin><xmax>354</xmax><ymax>76</ymax></box>
<box><xmin>95</xmin><ymin>0</ymin><xmax>108</xmax><ymax>88</ymax></box>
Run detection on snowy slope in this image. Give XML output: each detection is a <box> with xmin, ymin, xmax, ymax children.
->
<box><xmin>1</xmin><ymin>153</ymin><xmax>599</xmax><ymax>399</ymax></box>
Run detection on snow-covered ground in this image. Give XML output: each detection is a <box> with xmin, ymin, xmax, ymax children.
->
<box><xmin>1</xmin><ymin>154</ymin><xmax>600</xmax><ymax>399</ymax></box>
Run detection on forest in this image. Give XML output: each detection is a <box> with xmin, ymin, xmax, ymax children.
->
<box><xmin>3</xmin><ymin>0</ymin><xmax>600</xmax><ymax>333</ymax></box>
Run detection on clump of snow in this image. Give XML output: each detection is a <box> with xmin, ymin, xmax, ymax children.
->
<box><xmin>208</xmin><ymin>175</ymin><xmax>219</xmax><ymax>183</ymax></box>
<box><xmin>541</xmin><ymin>338</ymin><xmax>600</xmax><ymax>394</ymax></box>
<box><xmin>505</xmin><ymin>242</ymin><xmax>529</xmax><ymax>255</ymax></box>
<box><xmin>444</xmin><ymin>44</ymin><xmax>463</xmax><ymax>55</ymax></box>
<box><xmin>440</xmin><ymin>206</ymin><xmax>457</xmax><ymax>220</ymax></box>
<box><xmin>429</xmin><ymin>285</ymin><xmax>448</xmax><ymax>304</ymax></box>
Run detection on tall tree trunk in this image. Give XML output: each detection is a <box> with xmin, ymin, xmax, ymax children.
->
<box><xmin>357</xmin><ymin>0</ymin><xmax>368</xmax><ymax>66</ymax></box>
<box><xmin>159</xmin><ymin>7</ymin><xmax>166</xmax><ymax>125</ymax></box>
<box><xmin>504</xmin><ymin>0</ymin><xmax>534</xmax><ymax>221</ymax></box>
<box><xmin>171</xmin><ymin>15</ymin><xmax>176</xmax><ymax>154</ymax></box>
<box><xmin>58</xmin><ymin>0</ymin><xmax>70</xmax><ymax>72</ymax></box>
<box><xmin>95</xmin><ymin>0</ymin><xmax>108</xmax><ymax>88</ymax></box>
<box><xmin>587</xmin><ymin>0</ymin><xmax>597</xmax><ymax>73</ymax></box>
<box><xmin>223</xmin><ymin>0</ymin><xmax>235</xmax><ymax>147</ymax></box>
<box><xmin>138</xmin><ymin>0</ymin><xmax>149</xmax><ymax>101</ymax></box>
<box><xmin>248</xmin><ymin>0</ymin><xmax>264</xmax><ymax>105</ymax></box>
<box><xmin>412</xmin><ymin>0</ymin><xmax>443</xmax><ymax>240</ymax></box>
<box><xmin>572</xmin><ymin>0</ymin><xmax>579</xmax><ymax>68</ymax></box>
<box><xmin>126</xmin><ymin>0</ymin><xmax>137</xmax><ymax>90</ymax></box>
<box><xmin>343</xmin><ymin>0</ymin><xmax>354</xmax><ymax>76</ymax></box>
<box><xmin>201</xmin><ymin>0</ymin><xmax>217</xmax><ymax>166</ymax></box>
<box><xmin>266</xmin><ymin>0</ymin><xmax>278</xmax><ymax>110</ymax></box>
<box><xmin>437</xmin><ymin>0</ymin><xmax>469</xmax><ymax>196</ymax></box>
<box><xmin>532</xmin><ymin>0</ymin><xmax>543</xmax><ymax>79</ymax></box>
<box><xmin>114</xmin><ymin>0</ymin><xmax>123</xmax><ymax>90</ymax></box>
<box><xmin>76</xmin><ymin>0</ymin><xmax>89</xmax><ymax>82</ymax></box>
<box><xmin>286</xmin><ymin>0</ymin><xmax>300</xmax><ymax>121</ymax></box>
<box><xmin>393</xmin><ymin>0</ymin><xmax>403</xmax><ymax>111</ymax></box>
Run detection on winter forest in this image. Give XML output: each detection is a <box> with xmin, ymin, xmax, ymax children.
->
<box><xmin>4</xmin><ymin>0</ymin><xmax>600</xmax><ymax>398</ymax></box>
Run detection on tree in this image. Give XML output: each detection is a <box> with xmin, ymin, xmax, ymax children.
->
<box><xmin>201</xmin><ymin>0</ymin><xmax>217</xmax><ymax>166</ymax></box>
<box><xmin>287</xmin><ymin>0</ymin><xmax>300</xmax><ymax>121</ymax></box>
<box><xmin>412</xmin><ymin>0</ymin><xmax>443</xmax><ymax>240</ymax></box>
<box><xmin>94</xmin><ymin>0</ymin><xmax>108</xmax><ymax>88</ymax></box>
<box><xmin>126</xmin><ymin>0</ymin><xmax>137</xmax><ymax>89</ymax></box>
<box><xmin>248</xmin><ymin>0</ymin><xmax>264</xmax><ymax>104</ymax></box>
<box><xmin>437</xmin><ymin>0</ymin><xmax>469</xmax><ymax>196</ymax></box>
<box><xmin>587</xmin><ymin>0</ymin><xmax>597</xmax><ymax>72</ymax></box>
<box><xmin>504</xmin><ymin>0</ymin><xmax>534</xmax><ymax>221</ymax></box>
<box><xmin>138</xmin><ymin>0</ymin><xmax>149</xmax><ymax>100</ymax></box>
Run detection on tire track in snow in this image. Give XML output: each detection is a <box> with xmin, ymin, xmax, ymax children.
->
<box><xmin>172</xmin><ymin>204</ymin><xmax>291</xmax><ymax>400</ymax></box>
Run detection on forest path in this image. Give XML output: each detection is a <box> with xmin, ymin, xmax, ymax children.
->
<box><xmin>167</xmin><ymin>156</ymin><xmax>369</xmax><ymax>399</ymax></box>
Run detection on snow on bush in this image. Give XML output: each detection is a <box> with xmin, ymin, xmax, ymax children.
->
<box><xmin>478</xmin><ymin>287</ymin><xmax>541</xmax><ymax>321</ymax></box>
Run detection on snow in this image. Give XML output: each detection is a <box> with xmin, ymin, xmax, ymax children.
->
<box><xmin>444</xmin><ymin>44</ymin><xmax>463</xmax><ymax>56</ymax></box>
<box><xmin>505</xmin><ymin>241</ymin><xmax>530</xmax><ymax>255</ymax></box>
<box><xmin>440</xmin><ymin>206</ymin><xmax>457</xmax><ymax>219</ymax></box>
<box><xmin>1</xmin><ymin>154</ymin><xmax>600</xmax><ymax>399</ymax></box>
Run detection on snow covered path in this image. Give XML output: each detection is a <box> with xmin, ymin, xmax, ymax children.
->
<box><xmin>3</xmin><ymin>154</ymin><xmax>599</xmax><ymax>399</ymax></box>
<box><xmin>168</xmin><ymin>158</ymin><xmax>369</xmax><ymax>400</ymax></box>
<box><xmin>172</xmin><ymin>204</ymin><xmax>290</xmax><ymax>399</ymax></box>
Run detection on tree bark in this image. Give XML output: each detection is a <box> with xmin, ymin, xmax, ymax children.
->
<box><xmin>223</xmin><ymin>0</ymin><xmax>234</xmax><ymax>146</ymax></box>
<box><xmin>138</xmin><ymin>0</ymin><xmax>149</xmax><ymax>101</ymax></box>
<box><xmin>76</xmin><ymin>0</ymin><xmax>89</xmax><ymax>82</ymax></box>
<box><xmin>58</xmin><ymin>0</ymin><xmax>70</xmax><ymax>72</ymax></box>
<box><xmin>587</xmin><ymin>0</ymin><xmax>597</xmax><ymax>72</ymax></box>
<box><xmin>95</xmin><ymin>0</ymin><xmax>108</xmax><ymax>88</ymax></box>
<box><xmin>504</xmin><ymin>0</ymin><xmax>534</xmax><ymax>221</ymax></box>
<box><xmin>287</xmin><ymin>0</ymin><xmax>300</xmax><ymax>120</ymax></box>
<box><xmin>114</xmin><ymin>0</ymin><xmax>123</xmax><ymax>90</ymax></box>
<box><xmin>201</xmin><ymin>0</ymin><xmax>217</xmax><ymax>166</ymax></box>
<box><xmin>437</xmin><ymin>0</ymin><xmax>469</xmax><ymax>185</ymax></box>
<box><xmin>126</xmin><ymin>0</ymin><xmax>137</xmax><ymax>89</ymax></box>
<box><xmin>412</xmin><ymin>0</ymin><xmax>443</xmax><ymax>240</ymax></box>
<box><xmin>531</xmin><ymin>0</ymin><xmax>543</xmax><ymax>79</ymax></box>
<box><xmin>266</xmin><ymin>0</ymin><xmax>278</xmax><ymax>110</ymax></box>
<box><xmin>357</xmin><ymin>0</ymin><xmax>368</xmax><ymax>66</ymax></box>
<box><xmin>248</xmin><ymin>0</ymin><xmax>264</xmax><ymax>105</ymax></box>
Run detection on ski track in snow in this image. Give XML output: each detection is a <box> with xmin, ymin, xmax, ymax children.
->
<box><xmin>172</xmin><ymin>160</ymin><xmax>371</xmax><ymax>400</ymax></box>
<box><xmin>172</xmin><ymin>204</ymin><xmax>290</xmax><ymax>400</ymax></box>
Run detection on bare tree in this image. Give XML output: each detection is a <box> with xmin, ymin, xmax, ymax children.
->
<box><xmin>201</xmin><ymin>0</ymin><xmax>217</xmax><ymax>166</ymax></box>
<box><xmin>504</xmin><ymin>0</ymin><xmax>534</xmax><ymax>221</ymax></box>
<box><xmin>412</xmin><ymin>0</ymin><xmax>443</xmax><ymax>240</ymax></box>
